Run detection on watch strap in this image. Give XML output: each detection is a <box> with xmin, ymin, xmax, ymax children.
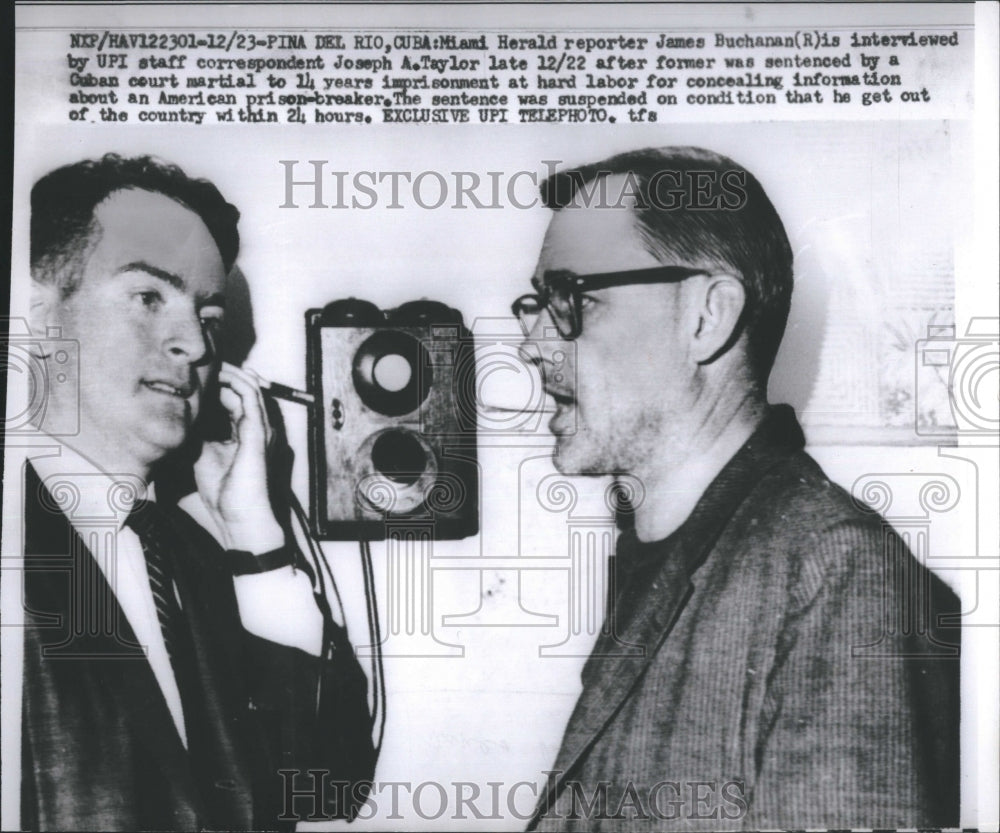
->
<box><xmin>227</xmin><ymin>545</ymin><xmax>296</xmax><ymax>576</ymax></box>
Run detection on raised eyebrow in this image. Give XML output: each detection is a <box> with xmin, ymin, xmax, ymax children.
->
<box><xmin>117</xmin><ymin>262</ymin><xmax>224</xmax><ymax>307</ymax></box>
<box><xmin>117</xmin><ymin>261</ymin><xmax>185</xmax><ymax>291</ymax></box>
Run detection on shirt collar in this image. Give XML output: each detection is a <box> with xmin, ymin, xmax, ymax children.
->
<box><xmin>27</xmin><ymin>437</ymin><xmax>154</xmax><ymax>532</ymax></box>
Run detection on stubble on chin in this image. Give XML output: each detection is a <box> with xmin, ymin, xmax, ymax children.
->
<box><xmin>552</xmin><ymin>433</ymin><xmax>610</xmax><ymax>478</ymax></box>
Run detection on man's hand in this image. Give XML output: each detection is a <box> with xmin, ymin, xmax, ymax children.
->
<box><xmin>194</xmin><ymin>363</ymin><xmax>285</xmax><ymax>553</ymax></box>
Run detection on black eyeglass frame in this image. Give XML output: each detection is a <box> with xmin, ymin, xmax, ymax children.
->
<box><xmin>511</xmin><ymin>264</ymin><xmax>708</xmax><ymax>339</ymax></box>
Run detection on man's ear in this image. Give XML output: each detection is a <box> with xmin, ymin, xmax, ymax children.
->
<box><xmin>690</xmin><ymin>273</ymin><xmax>746</xmax><ymax>364</ymax></box>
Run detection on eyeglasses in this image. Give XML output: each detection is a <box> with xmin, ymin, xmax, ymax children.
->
<box><xmin>511</xmin><ymin>265</ymin><xmax>707</xmax><ymax>340</ymax></box>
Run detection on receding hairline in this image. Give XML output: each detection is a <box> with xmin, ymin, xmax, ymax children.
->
<box><xmin>33</xmin><ymin>185</ymin><xmax>225</xmax><ymax>293</ymax></box>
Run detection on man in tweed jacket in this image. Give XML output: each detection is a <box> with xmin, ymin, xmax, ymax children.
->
<box><xmin>512</xmin><ymin>147</ymin><xmax>960</xmax><ymax>830</ymax></box>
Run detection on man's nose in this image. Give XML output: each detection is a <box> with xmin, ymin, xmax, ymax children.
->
<box><xmin>164</xmin><ymin>310</ymin><xmax>209</xmax><ymax>364</ymax></box>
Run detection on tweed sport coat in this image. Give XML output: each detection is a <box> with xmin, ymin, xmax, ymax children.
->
<box><xmin>530</xmin><ymin>407</ymin><xmax>960</xmax><ymax>831</ymax></box>
<box><xmin>19</xmin><ymin>462</ymin><xmax>376</xmax><ymax>831</ymax></box>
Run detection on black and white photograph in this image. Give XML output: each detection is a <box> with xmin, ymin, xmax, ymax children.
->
<box><xmin>3</xmin><ymin>3</ymin><xmax>998</xmax><ymax>831</ymax></box>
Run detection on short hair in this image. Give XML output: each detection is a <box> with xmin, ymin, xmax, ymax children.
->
<box><xmin>31</xmin><ymin>153</ymin><xmax>240</xmax><ymax>297</ymax></box>
<box><xmin>540</xmin><ymin>146</ymin><xmax>793</xmax><ymax>381</ymax></box>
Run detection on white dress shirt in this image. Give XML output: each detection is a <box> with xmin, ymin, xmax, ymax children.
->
<box><xmin>24</xmin><ymin>439</ymin><xmax>324</xmax><ymax>746</ymax></box>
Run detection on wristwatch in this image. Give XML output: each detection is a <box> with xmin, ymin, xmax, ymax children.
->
<box><xmin>226</xmin><ymin>544</ymin><xmax>297</xmax><ymax>575</ymax></box>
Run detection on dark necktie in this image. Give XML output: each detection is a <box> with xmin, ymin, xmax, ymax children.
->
<box><xmin>125</xmin><ymin>499</ymin><xmax>190</xmax><ymax>685</ymax></box>
<box><xmin>124</xmin><ymin>500</ymin><xmax>237</xmax><ymax>828</ymax></box>
<box><xmin>124</xmin><ymin>499</ymin><xmax>214</xmax><ymax>774</ymax></box>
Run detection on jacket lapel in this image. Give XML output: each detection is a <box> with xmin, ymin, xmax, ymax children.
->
<box><xmin>165</xmin><ymin>516</ymin><xmax>255</xmax><ymax>829</ymax></box>
<box><xmin>23</xmin><ymin>462</ymin><xmax>199</xmax><ymax>806</ymax></box>
<box><xmin>547</xmin><ymin>552</ymin><xmax>696</xmax><ymax>780</ymax></box>
<box><xmin>533</xmin><ymin>407</ymin><xmax>811</xmax><ymax>824</ymax></box>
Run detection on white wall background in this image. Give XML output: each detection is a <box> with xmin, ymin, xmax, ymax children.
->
<box><xmin>9</xmin><ymin>122</ymin><xmax>990</xmax><ymax>830</ymax></box>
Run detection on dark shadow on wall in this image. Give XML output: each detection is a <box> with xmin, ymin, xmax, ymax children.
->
<box><xmin>219</xmin><ymin>266</ymin><xmax>256</xmax><ymax>367</ymax></box>
<box><xmin>768</xmin><ymin>240</ymin><xmax>831</xmax><ymax>425</ymax></box>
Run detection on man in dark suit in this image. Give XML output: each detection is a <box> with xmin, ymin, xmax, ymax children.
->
<box><xmin>512</xmin><ymin>147</ymin><xmax>960</xmax><ymax>829</ymax></box>
<box><xmin>16</xmin><ymin>154</ymin><xmax>375</xmax><ymax>830</ymax></box>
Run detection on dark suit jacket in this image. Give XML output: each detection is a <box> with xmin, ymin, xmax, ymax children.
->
<box><xmin>19</xmin><ymin>462</ymin><xmax>376</xmax><ymax>831</ymax></box>
<box><xmin>531</xmin><ymin>407</ymin><xmax>960</xmax><ymax>831</ymax></box>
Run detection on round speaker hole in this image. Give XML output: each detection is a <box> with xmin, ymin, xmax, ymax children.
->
<box><xmin>370</xmin><ymin>430</ymin><xmax>429</xmax><ymax>487</ymax></box>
